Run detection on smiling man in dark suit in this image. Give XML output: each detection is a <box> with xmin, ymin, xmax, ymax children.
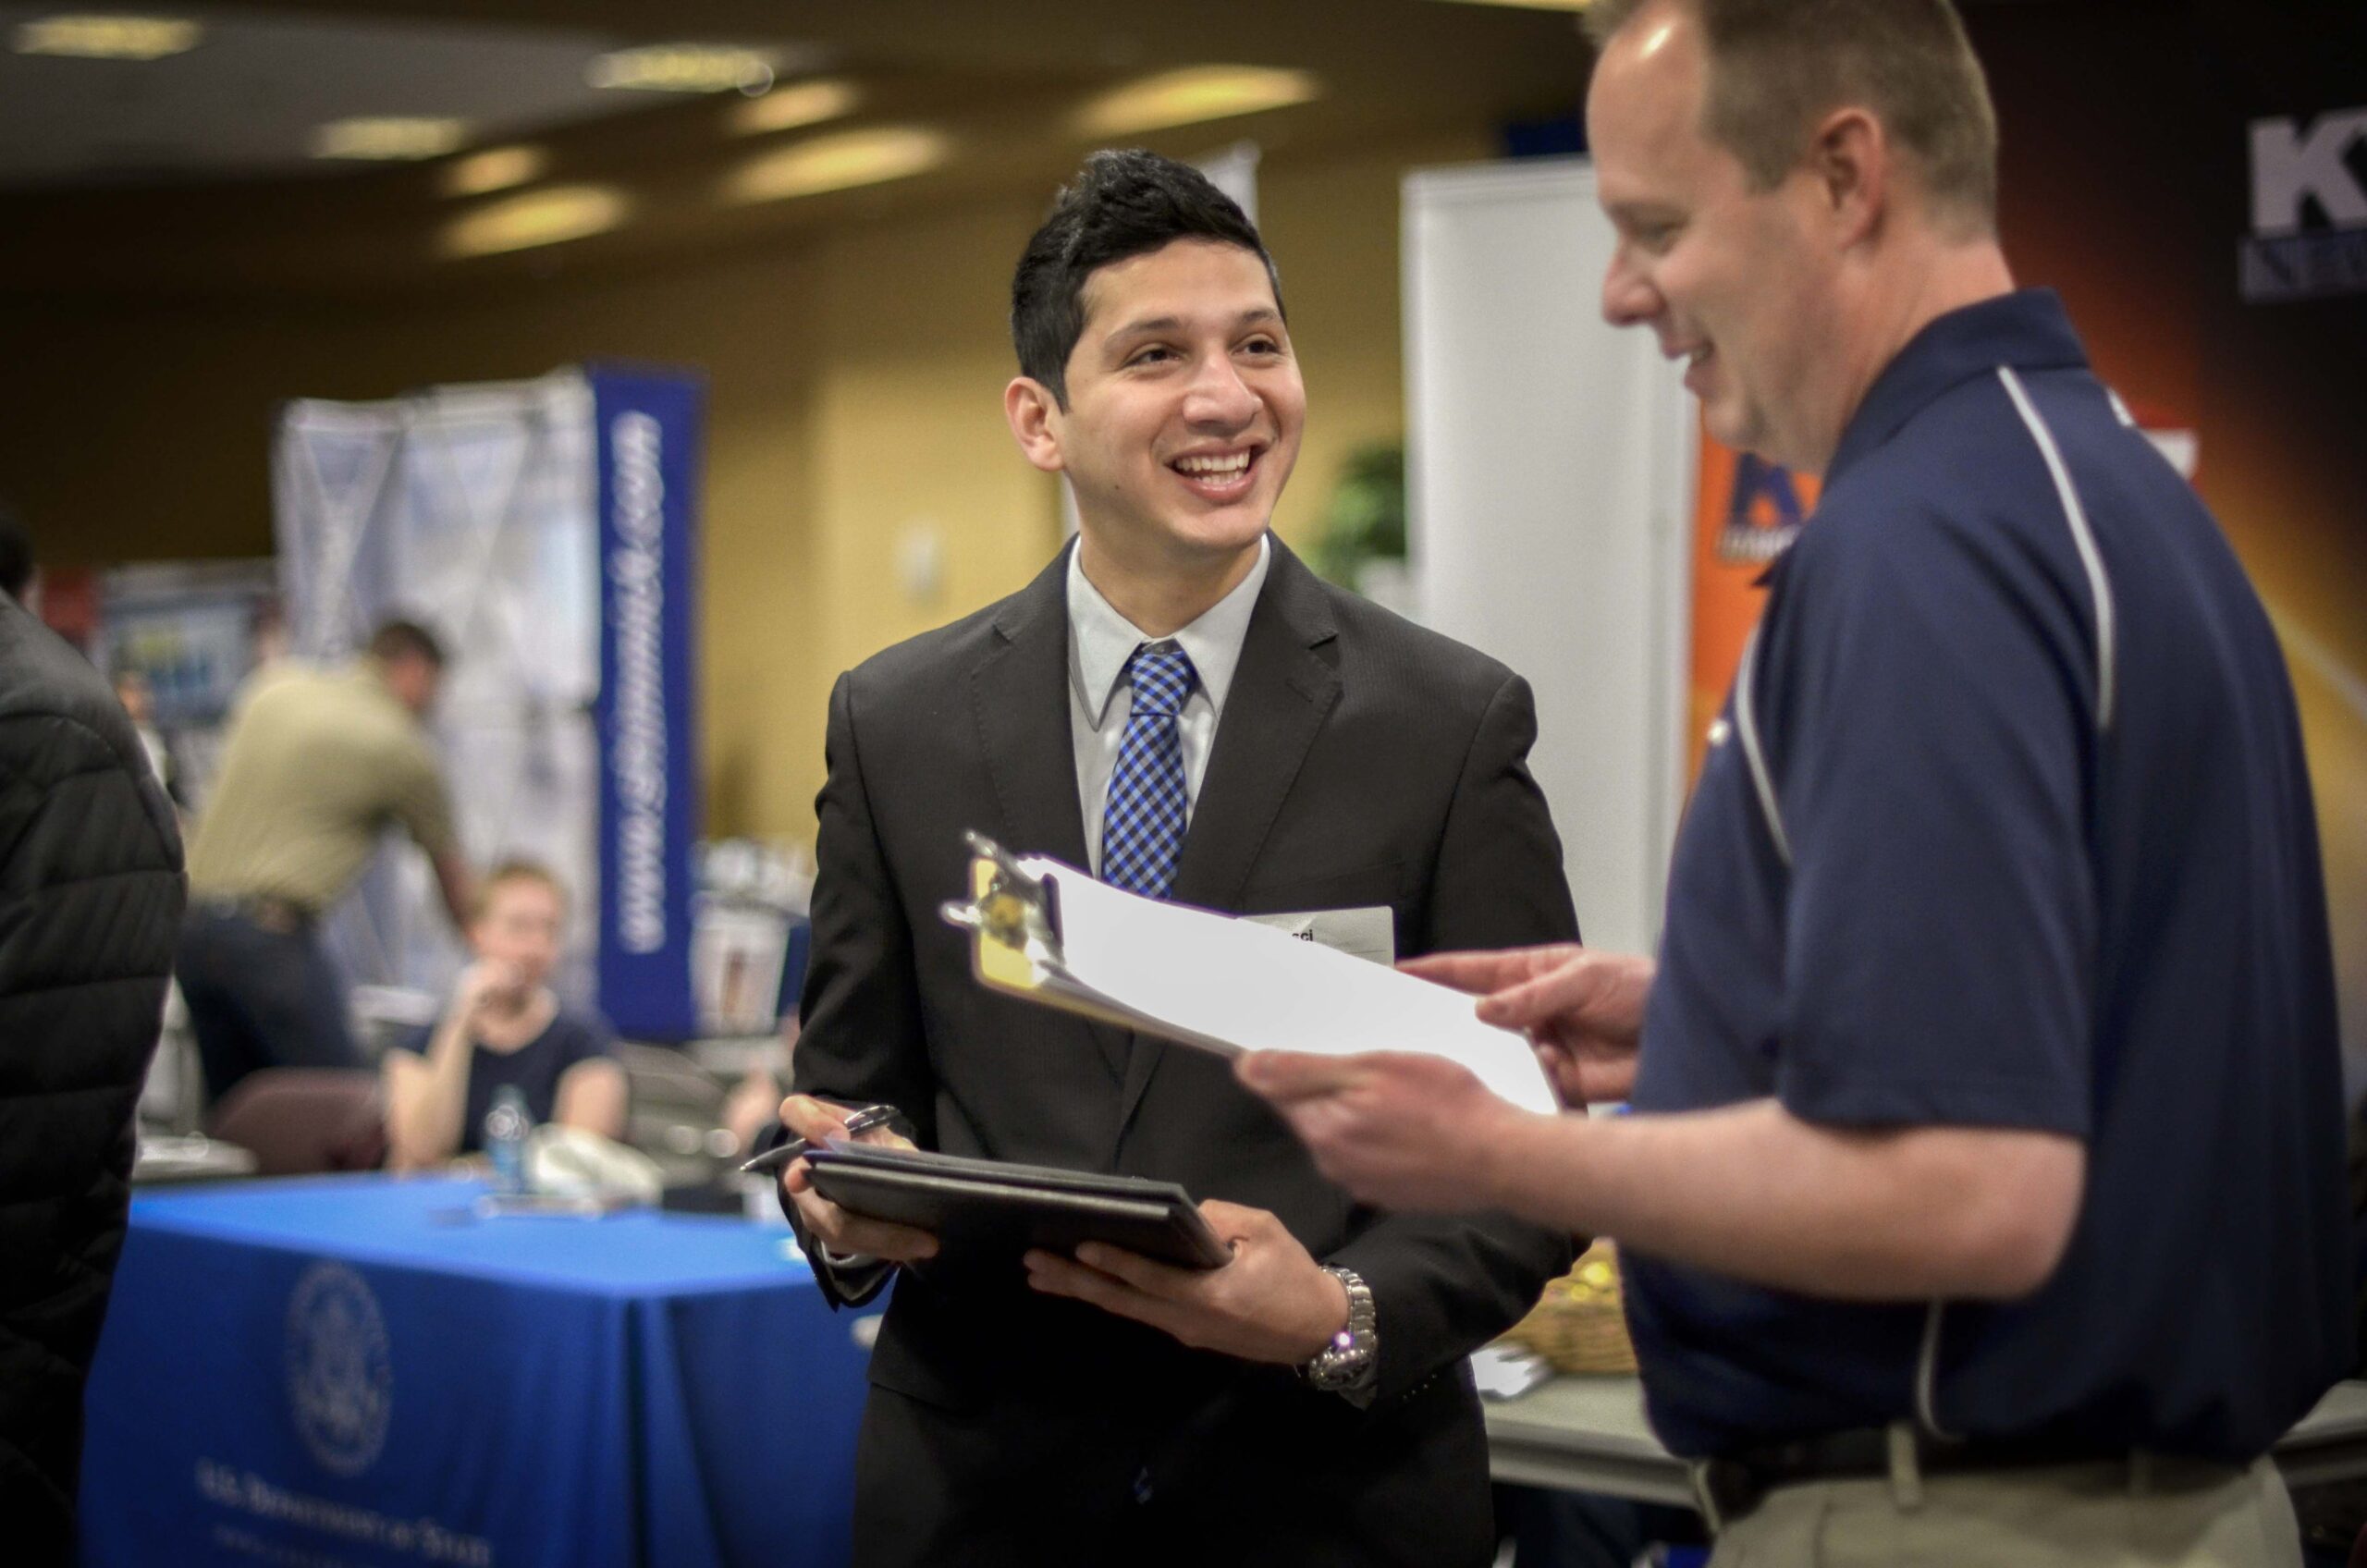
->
<box><xmin>773</xmin><ymin>149</ymin><xmax>1579</xmax><ymax>1567</ymax></box>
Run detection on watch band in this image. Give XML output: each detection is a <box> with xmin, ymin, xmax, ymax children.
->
<box><xmin>1302</xmin><ymin>1264</ymin><xmax>1378</xmax><ymax>1392</ymax></box>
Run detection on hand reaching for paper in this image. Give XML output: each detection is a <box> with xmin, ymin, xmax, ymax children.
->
<box><xmin>1401</xmin><ymin>944</ymin><xmax>1653</xmax><ymax>1107</ymax></box>
<box><xmin>1023</xmin><ymin>1200</ymin><xmax>1347</xmax><ymax>1366</ymax></box>
<box><xmin>777</xmin><ymin>1093</ymin><xmax>938</xmax><ymax>1264</ymax></box>
<box><xmin>1231</xmin><ymin>944</ymin><xmax>1651</xmax><ymax>1213</ymax></box>
<box><xmin>1235</xmin><ymin>1048</ymin><xmax>1542</xmax><ymax>1213</ymax></box>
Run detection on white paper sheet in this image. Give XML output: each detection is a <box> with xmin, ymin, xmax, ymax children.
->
<box><xmin>1023</xmin><ymin>856</ymin><xmax>1560</xmax><ymax>1114</ymax></box>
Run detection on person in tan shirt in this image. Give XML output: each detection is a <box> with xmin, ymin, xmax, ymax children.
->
<box><xmin>178</xmin><ymin>619</ymin><xmax>473</xmax><ymax>1103</ymax></box>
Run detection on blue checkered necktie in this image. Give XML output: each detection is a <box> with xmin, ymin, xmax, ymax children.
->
<box><xmin>1099</xmin><ymin>643</ymin><xmax>1196</xmax><ymax>900</ymax></box>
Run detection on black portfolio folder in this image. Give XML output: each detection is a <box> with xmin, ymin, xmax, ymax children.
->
<box><xmin>802</xmin><ymin>1143</ymin><xmax>1230</xmax><ymax>1269</ymax></box>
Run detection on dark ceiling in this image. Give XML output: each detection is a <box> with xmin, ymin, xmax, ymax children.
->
<box><xmin>3</xmin><ymin>0</ymin><xmax>1602</xmax><ymax>301</ymax></box>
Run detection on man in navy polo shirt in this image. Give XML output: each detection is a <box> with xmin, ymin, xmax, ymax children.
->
<box><xmin>1243</xmin><ymin>1</ymin><xmax>2349</xmax><ymax>1562</ymax></box>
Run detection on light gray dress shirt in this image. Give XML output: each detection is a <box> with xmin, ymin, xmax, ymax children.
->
<box><xmin>1065</xmin><ymin>534</ymin><xmax>1269</xmax><ymax>872</ymax></box>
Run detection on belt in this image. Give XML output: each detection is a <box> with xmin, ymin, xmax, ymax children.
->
<box><xmin>197</xmin><ymin>895</ymin><xmax>318</xmax><ymax>934</ymax></box>
<box><xmin>1692</xmin><ymin>1425</ymin><xmax>2138</xmax><ymax>1530</ymax></box>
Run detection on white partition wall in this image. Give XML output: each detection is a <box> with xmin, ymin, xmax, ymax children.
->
<box><xmin>276</xmin><ymin>374</ymin><xmax>602</xmax><ymax>1006</ymax></box>
<box><xmin>1404</xmin><ymin>157</ymin><xmax>1696</xmax><ymax>954</ymax></box>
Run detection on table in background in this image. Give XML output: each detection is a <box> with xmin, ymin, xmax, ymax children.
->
<box><xmin>1486</xmin><ymin>1376</ymin><xmax>2367</xmax><ymax>1504</ymax></box>
<box><xmin>82</xmin><ymin>1175</ymin><xmax>877</xmax><ymax>1568</ymax></box>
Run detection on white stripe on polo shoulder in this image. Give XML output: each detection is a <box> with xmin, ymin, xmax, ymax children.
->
<box><xmin>1732</xmin><ymin>623</ymin><xmax>1793</xmax><ymax>868</ymax></box>
<box><xmin>1996</xmin><ymin>365</ymin><xmax>2118</xmax><ymax>734</ymax></box>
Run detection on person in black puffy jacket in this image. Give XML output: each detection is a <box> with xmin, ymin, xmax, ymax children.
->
<box><xmin>0</xmin><ymin>593</ymin><xmax>186</xmax><ymax>1563</ymax></box>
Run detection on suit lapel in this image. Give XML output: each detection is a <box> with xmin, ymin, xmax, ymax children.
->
<box><xmin>1112</xmin><ymin>539</ymin><xmax>1343</xmax><ymax>1146</ymax></box>
<box><xmin>970</xmin><ymin>545</ymin><xmax>1090</xmax><ymax>870</ymax></box>
<box><xmin>968</xmin><ymin>545</ymin><xmax>1132</xmax><ymax>1088</ymax></box>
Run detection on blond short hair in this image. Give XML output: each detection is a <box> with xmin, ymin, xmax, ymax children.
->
<box><xmin>472</xmin><ymin>858</ymin><xmax>567</xmax><ymax>923</ymax></box>
<box><xmin>1588</xmin><ymin>0</ymin><xmax>1999</xmax><ymax>234</ymax></box>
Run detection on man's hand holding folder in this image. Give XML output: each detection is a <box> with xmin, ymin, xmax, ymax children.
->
<box><xmin>1023</xmin><ymin>1202</ymin><xmax>1349</xmax><ymax>1366</ymax></box>
<box><xmin>776</xmin><ymin>1095</ymin><xmax>939</xmax><ymax>1265</ymax></box>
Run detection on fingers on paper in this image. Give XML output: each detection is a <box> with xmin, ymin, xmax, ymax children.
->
<box><xmin>1234</xmin><ymin>1049</ymin><xmax>1364</xmax><ymax>1101</ymax></box>
<box><xmin>1473</xmin><ymin>954</ymin><xmax>1601</xmax><ymax>1031</ymax></box>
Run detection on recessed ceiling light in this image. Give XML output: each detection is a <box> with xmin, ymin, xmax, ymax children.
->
<box><xmin>441</xmin><ymin>145</ymin><xmax>547</xmax><ymax>198</ymax></box>
<box><xmin>1074</xmin><ymin>67</ymin><xmax>1320</xmax><ymax>139</ymax></box>
<box><xmin>13</xmin><ymin>14</ymin><xmax>202</xmax><ymax>59</ymax></box>
<box><xmin>442</xmin><ymin>185</ymin><xmax>630</xmax><ymax>258</ymax></box>
<box><xmin>314</xmin><ymin>117</ymin><xmax>469</xmax><ymax>161</ymax></box>
<box><xmin>589</xmin><ymin>43</ymin><xmax>776</xmax><ymax>94</ymax></box>
<box><xmin>730</xmin><ymin>78</ymin><xmax>862</xmax><ymax>136</ymax></box>
<box><xmin>723</xmin><ymin>126</ymin><xmax>949</xmax><ymax>204</ymax></box>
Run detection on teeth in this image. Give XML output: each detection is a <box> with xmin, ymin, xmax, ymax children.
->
<box><xmin>1174</xmin><ymin>452</ymin><xmax>1252</xmax><ymax>476</ymax></box>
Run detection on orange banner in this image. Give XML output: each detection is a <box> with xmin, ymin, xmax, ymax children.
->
<box><xmin>1686</xmin><ymin>422</ymin><xmax>1819</xmax><ymax>781</ymax></box>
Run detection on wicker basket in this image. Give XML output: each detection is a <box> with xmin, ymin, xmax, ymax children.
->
<box><xmin>1498</xmin><ymin>1239</ymin><xmax>1637</xmax><ymax>1375</ymax></box>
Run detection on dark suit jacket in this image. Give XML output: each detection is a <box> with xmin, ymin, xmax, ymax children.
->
<box><xmin>792</xmin><ymin>538</ymin><xmax>1578</xmax><ymax>1567</ymax></box>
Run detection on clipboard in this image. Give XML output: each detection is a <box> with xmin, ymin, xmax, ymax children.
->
<box><xmin>938</xmin><ymin>832</ymin><xmax>1561</xmax><ymax>1114</ymax></box>
<box><xmin>803</xmin><ymin>1141</ymin><xmax>1230</xmax><ymax>1269</ymax></box>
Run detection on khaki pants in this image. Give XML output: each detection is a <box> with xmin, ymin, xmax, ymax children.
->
<box><xmin>1706</xmin><ymin>1444</ymin><xmax>2302</xmax><ymax>1567</ymax></box>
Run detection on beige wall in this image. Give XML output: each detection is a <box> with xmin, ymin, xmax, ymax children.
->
<box><xmin>0</xmin><ymin>125</ymin><xmax>1490</xmax><ymax>845</ymax></box>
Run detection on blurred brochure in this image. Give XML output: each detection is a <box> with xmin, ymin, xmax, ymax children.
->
<box><xmin>940</xmin><ymin>833</ymin><xmax>1558</xmax><ymax>1114</ymax></box>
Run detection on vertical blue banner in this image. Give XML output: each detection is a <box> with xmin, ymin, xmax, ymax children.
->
<box><xmin>592</xmin><ymin>366</ymin><xmax>704</xmax><ymax>1040</ymax></box>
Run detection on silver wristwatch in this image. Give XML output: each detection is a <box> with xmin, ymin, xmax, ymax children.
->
<box><xmin>1301</xmin><ymin>1265</ymin><xmax>1379</xmax><ymax>1392</ymax></box>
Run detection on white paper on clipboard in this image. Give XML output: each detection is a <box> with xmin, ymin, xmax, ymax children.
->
<box><xmin>964</xmin><ymin>853</ymin><xmax>1559</xmax><ymax>1115</ymax></box>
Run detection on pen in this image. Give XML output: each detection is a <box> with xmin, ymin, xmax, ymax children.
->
<box><xmin>737</xmin><ymin>1104</ymin><xmax>901</xmax><ymax>1177</ymax></box>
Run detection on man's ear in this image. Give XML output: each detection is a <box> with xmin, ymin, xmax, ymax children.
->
<box><xmin>1004</xmin><ymin>376</ymin><xmax>1065</xmax><ymax>474</ymax></box>
<box><xmin>1807</xmin><ymin>105</ymin><xmax>1887</xmax><ymax>248</ymax></box>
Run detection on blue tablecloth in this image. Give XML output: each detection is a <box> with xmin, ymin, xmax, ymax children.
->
<box><xmin>81</xmin><ymin>1176</ymin><xmax>878</xmax><ymax>1568</ymax></box>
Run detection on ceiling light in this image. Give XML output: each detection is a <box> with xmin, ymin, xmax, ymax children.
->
<box><xmin>730</xmin><ymin>78</ymin><xmax>862</xmax><ymax>136</ymax></box>
<box><xmin>13</xmin><ymin>14</ymin><xmax>202</xmax><ymax>59</ymax></box>
<box><xmin>442</xmin><ymin>185</ymin><xmax>630</xmax><ymax>258</ymax></box>
<box><xmin>589</xmin><ymin>43</ymin><xmax>776</xmax><ymax>94</ymax></box>
<box><xmin>1074</xmin><ymin>67</ymin><xmax>1319</xmax><ymax>139</ymax></box>
<box><xmin>314</xmin><ymin>117</ymin><xmax>469</xmax><ymax>161</ymax></box>
<box><xmin>723</xmin><ymin>126</ymin><xmax>949</xmax><ymax>204</ymax></box>
<box><xmin>441</xmin><ymin>144</ymin><xmax>547</xmax><ymax>198</ymax></box>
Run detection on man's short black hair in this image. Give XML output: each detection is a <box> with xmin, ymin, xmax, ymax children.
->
<box><xmin>368</xmin><ymin>618</ymin><xmax>446</xmax><ymax>668</ymax></box>
<box><xmin>1011</xmin><ymin>148</ymin><xmax>1283</xmax><ymax>408</ymax></box>
<box><xmin>0</xmin><ymin>504</ymin><xmax>32</xmax><ymax>604</ymax></box>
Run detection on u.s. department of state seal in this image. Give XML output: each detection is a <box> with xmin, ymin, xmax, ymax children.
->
<box><xmin>285</xmin><ymin>1261</ymin><xmax>392</xmax><ymax>1476</ymax></box>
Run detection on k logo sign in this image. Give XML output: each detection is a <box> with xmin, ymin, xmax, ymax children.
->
<box><xmin>2242</xmin><ymin>108</ymin><xmax>2367</xmax><ymax>302</ymax></box>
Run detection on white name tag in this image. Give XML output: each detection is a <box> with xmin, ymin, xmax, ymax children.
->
<box><xmin>1245</xmin><ymin>905</ymin><xmax>1396</xmax><ymax>966</ymax></box>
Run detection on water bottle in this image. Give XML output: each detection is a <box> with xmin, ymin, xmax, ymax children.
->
<box><xmin>484</xmin><ymin>1085</ymin><xmax>531</xmax><ymax>1195</ymax></box>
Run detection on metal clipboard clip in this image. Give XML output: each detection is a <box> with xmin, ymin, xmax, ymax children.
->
<box><xmin>938</xmin><ymin>829</ymin><xmax>1065</xmax><ymax>976</ymax></box>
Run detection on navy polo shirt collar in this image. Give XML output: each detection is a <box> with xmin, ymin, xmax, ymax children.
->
<box><xmin>1824</xmin><ymin>288</ymin><xmax>2091</xmax><ymax>489</ymax></box>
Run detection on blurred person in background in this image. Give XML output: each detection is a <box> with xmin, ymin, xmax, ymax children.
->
<box><xmin>383</xmin><ymin>859</ymin><xmax>624</xmax><ymax>1170</ymax></box>
<box><xmin>110</xmin><ymin>668</ymin><xmax>182</xmax><ymax>811</ymax></box>
<box><xmin>1245</xmin><ymin>2</ymin><xmax>2346</xmax><ymax>1564</ymax></box>
<box><xmin>0</xmin><ymin>570</ymin><xmax>184</xmax><ymax>1563</ymax></box>
<box><xmin>177</xmin><ymin>617</ymin><xmax>474</xmax><ymax>1104</ymax></box>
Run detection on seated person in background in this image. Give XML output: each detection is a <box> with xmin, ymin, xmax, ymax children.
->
<box><xmin>383</xmin><ymin>860</ymin><xmax>626</xmax><ymax>1170</ymax></box>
